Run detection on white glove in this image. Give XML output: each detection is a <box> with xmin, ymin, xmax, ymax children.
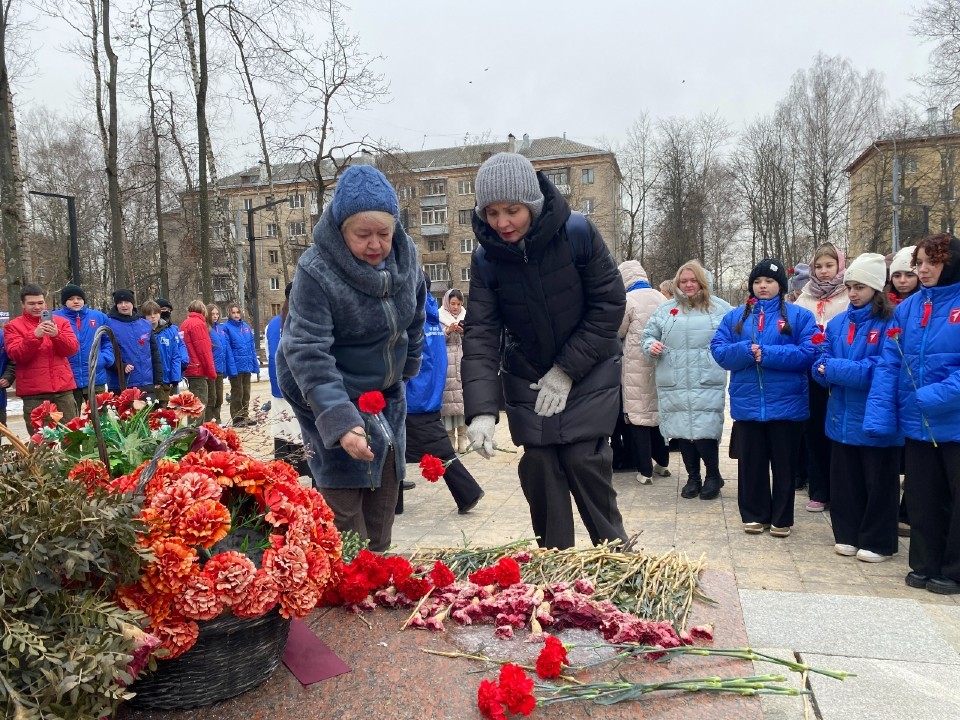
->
<box><xmin>529</xmin><ymin>365</ymin><xmax>573</xmax><ymax>417</ymax></box>
<box><xmin>467</xmin><ymin>414</ymin><xmax>497</xmax><ymax>459</ymax></box>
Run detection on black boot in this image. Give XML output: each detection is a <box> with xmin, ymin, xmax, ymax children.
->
<box><xmin>680</xmin><ymin>476</ymin><xmax>702</xmax><ymax>499</ymax></box>
<box><xmin>700</xmin><ymin>474</ymin><xmax>724</xmax><ymax>500</ymax></box>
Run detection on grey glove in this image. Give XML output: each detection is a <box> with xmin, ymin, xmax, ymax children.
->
<box><xmin>529</xmin><ymin>365</ymin><xmax>573</xmax><ymax>417</ymax></box>
<box><xmin>467</xmin><ymin>414</ymin><xmax>497</xmax><ymax>459</ymax></box>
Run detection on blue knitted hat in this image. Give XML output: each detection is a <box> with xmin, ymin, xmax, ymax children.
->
<box><xmin>331</xmin><ymin>165</ymin><xmax>399</xmax><ymax>227</ymax></box>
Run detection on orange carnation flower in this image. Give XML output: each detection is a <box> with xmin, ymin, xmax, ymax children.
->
<box><xmin>153</xmin><ymin>618</ymin><xmax>200</xmax><ymax>660</ymax></box>
<box><xmin>173</xmin><ymin>498</ymin><xmax>231</xmax><ymax>548</ymax></box>
<box><xmin>142</xmin><ymin>539</ymin><xmax>198</xmax><ymax>596</ymax></box>
<box><xmin>168</xmin><ymin>391</ymin><xmax>205</xmax><ymax>418</ymax></box>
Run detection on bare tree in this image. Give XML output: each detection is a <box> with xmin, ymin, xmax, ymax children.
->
<box><xmin>913</xmin><ymin>0</ymin><xmax>960</xmax><ymax>96</ymax></box>
<box><xmin>615</xmin><ymin>113</ymin><xmax>660</xmax><ymax>262</ymax></box>
<box><xmin>782</xmin><ymin>53</ymin><xmax>885</xmax><ymax>253</ymax></box>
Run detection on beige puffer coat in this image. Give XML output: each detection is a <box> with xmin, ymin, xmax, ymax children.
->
<box><xmin>618</xmin><ymin>261</ymin><xmax>666</xmax><ymax>426</ymax></box>
<box><xmin>439</xmin><ymin>305</ymin><xmax>465</xmax><ymax>417</ymax></box>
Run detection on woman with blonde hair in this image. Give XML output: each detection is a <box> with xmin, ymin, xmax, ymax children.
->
<box><xmin>643</xmin><ymin>260</ymin><xmax>732</xmax><ymax>500</ymax></box>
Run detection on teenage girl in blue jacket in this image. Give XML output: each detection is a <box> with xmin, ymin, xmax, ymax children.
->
<box><xmin>866</xmin><ymin>234</ymin><xmax>960</xmax><ymax>595</ymax></box>
<box><xmin>813</xmin><ymin>253</ymin><xmax>902</xmax><ymax>563</ymax></box>
<box><xmin>711</xmin><ymin>259</ymin><xmax>817</xmax><ymax>537</ymax></box>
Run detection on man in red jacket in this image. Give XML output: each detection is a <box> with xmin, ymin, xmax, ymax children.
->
<box><xmin>4</xmin><ymin>284</ymin><xmax>80</xmax><ymax>429</ymax></box>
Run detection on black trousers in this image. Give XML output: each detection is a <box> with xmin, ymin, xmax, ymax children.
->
<box><xmin>404</xmin><ymin>411</ymin><xmax>483</xmax><ymax>512</ymax></box>
<box><xmin>805</xmin><ymin>382</ymin><xmax>832</xmax><ymax>503</ymax></box>
<box><xmin>274</xmin><ymin>437</ymin><xmax>312</xmax><ymax>479</ymax></box>
<box><xmin>625</xmin><ymin>424</ymin><xmax>670</xmax><ymax>478</ymax></box>
<box><xmin>829</xmin><ymin>443</ymin><xmax>900</xmax><ymax>556</ymax></box>
<box><xmin>677</xmin><ymin>438</ymin><xmax>721</xmax><ymax>481</ymax></box>
<box><xmin>737</xmin><ymin>420</ymin><xmax>802</xmax><ymax>528</ymax></box>
<box><xmin>518</xmin><ymin>438</ymin><xmax>628</xmax><ymax>550</ymax></box>
<box><xmin>904</xmin><ymin>440</ymin><xmax>960</xmax><ymax>581</ymax></box>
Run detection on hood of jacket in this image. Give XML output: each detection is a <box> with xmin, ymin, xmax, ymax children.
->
<box><xmin>471</xmin><ymin>172</ymin><xmax>570</xmax><ymax>264</ymax></box>
<box><xmin>618</xmin><ymin>260</ymin><xmax>649</xmax><ymax>288</ymax></box>
<box><xmin>936</xmin><ymin>236</ymin><xmax>960</xmax><ymax>287</ymax></box>
<box><xmin>310</xmin><ymin>205</ymin><xmax>419</xmax><ymax>299</ymax></box>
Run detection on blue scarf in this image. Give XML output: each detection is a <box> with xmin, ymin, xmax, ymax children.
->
<box><xmin>626</xmin><ymin>279</ymin><xmax>651</xmax><ymax>293</ymax></box>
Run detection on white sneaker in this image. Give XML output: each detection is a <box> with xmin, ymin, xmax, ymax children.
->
<box><xmin>856</xmin><ymin>549</ymin><xmax>891</xmax><ymax>563</ymax></box>
<box><xmin>636</xmin><ymin>473</ymin><xmax>653</xmax><ymax>485</ymax></box>
<box><xmin>653</xmin><ymin>464</ymin><xmax>671</xmax><ymax>477</ymax></box>
<box><xmin>834</xmin><ymin>544</ymin><xmax>858</xmax><ymax>556</ymax></box>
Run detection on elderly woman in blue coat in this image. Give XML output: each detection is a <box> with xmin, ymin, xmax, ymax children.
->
<box><xmin>711</xmin><ymin>259</ymin><xmax>817</xmax><ymax>538</ymax></box>
<box><xmin>643</xmin><ymin>260</ymin><xmax>731</xmax><ymax>501</ymax></box>
<box><xmin>866</xmin><ymin>233</ymin><xmax>960</xmax><ymax>594</ymax></box>
<box><xmin>277</xmin><ymin>165</ymin><xmax>425</xmax><ymax>552</ymax></box>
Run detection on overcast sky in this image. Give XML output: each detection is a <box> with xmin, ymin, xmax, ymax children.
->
<box><xmin>16</xmin><ymin>0</ymin><xmax>934</xmax><ymax>166</ymax></box>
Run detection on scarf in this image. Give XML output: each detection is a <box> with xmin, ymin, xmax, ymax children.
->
<box><xmin>626</xmin><ymin>279</ymin><xmax>652</xmax><ymax>293</ymax></box>
<box><xmin>440</xmin><ymin>288</ymin><xmax>465</xmax><ymax>327</ymax></box>
<box><xmin>804</xmin><ymin>248</ymin><xmax>847</xmax><ymax>300</ymax></box>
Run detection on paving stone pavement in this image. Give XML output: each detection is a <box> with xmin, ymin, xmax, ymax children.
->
<box><xmin>10</xmin><ymin>380</ymin><xmax>959</xmax><ymax>718</ymax></box>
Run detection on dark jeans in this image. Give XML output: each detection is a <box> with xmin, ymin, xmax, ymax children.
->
<box><xmin>205</xmin><ymin>373</ymin><xmax>225</xmax><ymax>424</ymax></box>
<box><xmin>736</xmin><ymin>420</ymin><xmax>802</xmax><ymax>529</ymax></box>
<box><xmin>677</xmin><ymin>438</ymin><xmax>721</xmax><ymax>481</ymax></box>
<box><xmin>320</xmin><ymin>448</ymin><xmax>399</xmax><ymax>553</ymax></box>
<box><xmin>22</xmin><ymin>391</ymin><xmax>78</xmax><ymax>431</ymax></box>
<box><xmin>830</xmin><ymin>443</ymin><xmax>900</xmax><ymax>556</ymax></box>
<box><xmin>518</xmin><ymin>438</ymin><xmax>627</xmax><ymax>550</ymax></box>
<box><xmin>229</xmin><ymin>373</ymin><xmax>252</xmax><ymax>422</ymax></box>
<box><xmin>404</xmin><ymin>411</ymin><xmax>483</xmax><ymax>512</ymax></box>
<box><xmin>805</xmin><ymin>381</ymin><xmax>832</xmax><ymax>503</ymax></box>
<box><xmin>904</xmin><ymin>439</ymin><xmax>960</xmax><ymax>581</ymax></box>
<box><xmin>625</xmin><ymin>424</ymin><xmax>669</xmax><ymax>478</ymax></box>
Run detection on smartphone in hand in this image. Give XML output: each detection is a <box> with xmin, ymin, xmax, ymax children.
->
<box><xmin>40</xmin><ymin>310</ymin><xmax>53</xmax><ymax>323</ymax></box>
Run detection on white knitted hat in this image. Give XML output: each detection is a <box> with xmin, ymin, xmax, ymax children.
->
<box><xmin>889</xmin><ymin>245</ymin><xmax>917</xmax><ymax>276</ymax></box>
<box><xmin>845</xmin><ymin>253</ymin><xmax>887</xmax><ymax>292</ymax></box>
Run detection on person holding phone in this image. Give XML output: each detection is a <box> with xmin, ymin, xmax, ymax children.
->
<box><xmin>439</xmin><ymin>288</ymin><xmax>469</xmax><ymax>452</ymax></box>
<box><xmin>3</xmin><ymin>283</ymin><xmax>80</xmax><ymax>430</ymax></box>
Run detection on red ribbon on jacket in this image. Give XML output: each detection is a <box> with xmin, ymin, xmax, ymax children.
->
<box><xmin>921</xmin><ymin>301</ymin><xmax>932</xmax><ymax>328</ymax></box>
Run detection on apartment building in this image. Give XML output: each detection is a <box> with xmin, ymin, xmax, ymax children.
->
<box><xmin>165</xmin><ymin>134</ymin><xmax>621</xmax><ymax>332</ymax></box>
<box><xmin>847</xmin><ymin>105</ymin><xmax>960</xmax><ymax>256</ymax></box>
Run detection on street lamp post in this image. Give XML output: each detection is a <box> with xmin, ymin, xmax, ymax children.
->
<box><xmin>246</xmin><ymin>195</ymin><xmax>288</xmax><ymax>351</ymax></box>
<box><xmin>28</xmin><ymin>190</ymin><xmax>81</xmax><ymax>285</ymax></box>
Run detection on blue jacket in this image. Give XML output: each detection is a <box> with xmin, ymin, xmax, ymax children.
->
<box><xmin>813</xmin><ymin>304</ymin><xmax>903</xmax><ymax>447</ymax></box>
<box><xmin>406</xmin><ymin>294</ymin><xmax>447</xmax><ymax>414</ymax></box>
<box><xmin>106</xmin><ymin>311</ymin><xmax>162</xmax><ymax>390</ymax></box>
<box><xmin>711</xmin><ymin>296</ymin><xmax>817</xmax><ymax>422</ymax></box>
<box><xmin>277</xmin><ymin>204</ymin><xmax>425</xmax><ymax>489</ymax></box>
<box><xmin>154</xmin><ymin>321</ymin><xmax>189</xmax><ymax>384</ymax></box>
<box><xmin>53</xmin><ymin>305</ymin><xmax>114</xmax><ymax>390</ymax></box>
<box><xmin>210</xmin><ymin>322</ymin><xmax>236</xmax><ymax>377</ymax></box>
<box><xmin>266</xmin><ymin>315</ymin><xmax>283</xmax><ymax>399</ymax></box>
<box><xmin>865</xmin><ymin>281</ymin><xmax>960</xmax><ymax>443</ymax></box>
<box><xmin>223</xmin><ymin>318</ymin><xmax>259</xmax><ymax>374</ymax></box>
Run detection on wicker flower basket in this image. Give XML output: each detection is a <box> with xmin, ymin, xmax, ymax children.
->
<box><xmin>128</xmin><ymin>610</ymin><xmax>290</xmax><ymax>710</ymax></box>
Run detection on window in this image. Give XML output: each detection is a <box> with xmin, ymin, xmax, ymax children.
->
<box><xmin>422</xmin><ymin>180</ymin><xmax>446</xmax><ymax>196</ymax></box>
<box><xmin>460</xmin><ymin>236</ymin><xmax>476</xmax><ymax>253</ymax></box>
<box><xmin>269</xmin><ymin>277</ymin><xmax>281</xmax><ymax>291</ymax></box>
<box><xmin>399</xmin><ymin>185</ymin><xmax>417</xmax><ymax>200</ymax></box>
<box><xmin>268</xmin><ymin>250</ymin><xmax>279</xmax><ymax>264</ymax></box>
<box><xmin>400</xmin><ymin>208</ymin><xmax>410</xmax><ymax>229</ymax></box>
<box><xmin>213</xmin><ymin>275</ymin><xmax>230</xmax><ymax>291</ymax></box>
<box><xmin>545</xmin><ymin>169</ymin><xmax>568</xmax><ymax>186</ymax></box>
<box><xmin>289</xmin><ymin>221</ymin><xmax>306</xmax><ymax>237</ymax></box>
<box><xmin>903</xmin><ymin>187</ymin><xmax>919</xmax><ymax>204</ymax></box>
<box><xmin>457</xmin><ymin>179</ymin><xmax>475</xmax><ymax>195</ymax></box>
<box><xmin>427</xmin><ymin>239</ymin><xmax>444</xmax><ymax>252</ymax></box>
<box><xmin>581</xmin><ymin>168</ymin><xmax>595</xmax><ymax>184</ymax></box>
<box><xmin>423</xmin><ymin>263</ymin><xmax>450</xmax><ymax>282</ymax></box>
<box><xmin>581</xmin><ymin>199</ymin><xmax>596</xmax><ymax>215</ymax></box>
<box><xmin>421</xmin><ymin>207</ymin><xmax>447</xmax><ymax>225</ymax></box>
<box><xmin>941</xmin><ymin>183</ymin><xmax>956</xmax><ymax>201</ymax></box>
<box><xmin>458</xmin><ymin>209</ymin><xmax>473</xmax><ymax>225</ymax></box>
<box><xmin>266</xmin><ymin>223</ymin><xmax>278</xmax><ymax>237</ymax></box>
<box><xmin>903</xmin><ymin>155</ymin><xmax>919</xmax><ymax>174</ymax></box>
<box><xmin>859</xmin><ymin>201</ymin><xmax>871</xmax><ymax>221</ymax></box>
<box><xmin>942</xmin><ymin>151</ymin><xmax>956</xmax><ymax>173</ymax></box>
<box><xmin>288</xmin><ymin>194</ymin><xmax>304</xmax><ymax>209</ymax></box>
<box><xmin>461</xmin><ymin>267</ymin><xmax>471</xmax><ymax>282</ymax></box>
<box><xmin>270</xmin><ymin>303</ymin><xmax>282</xmax><ymax>316</ymax></box>
<box><xmin>243</xmin><ymin>198</ymin><xmax>253</xmax><ymax>211</ymax></box>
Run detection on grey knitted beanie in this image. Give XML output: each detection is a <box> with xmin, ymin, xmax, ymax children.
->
<box><xmin>474</xmin><ymin>152</ymin><xmax>544</xmax><ymax>222</ymax></box>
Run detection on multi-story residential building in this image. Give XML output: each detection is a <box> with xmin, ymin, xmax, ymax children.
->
<box><xmin>847</xmin><ymin>105</ymin><xmax>960</xmax><ymax>256</ymax></box>
<box><xmin>163</xmin><ymin>134</ymin><xmax>621</xmax><ymax>337</ymax></box>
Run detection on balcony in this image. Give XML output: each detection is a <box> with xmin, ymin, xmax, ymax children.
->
<box><xmin>555</xmin><ymin>184</ymin><xmax>571</xmax><ymax>196</ymax></box>
<box><xmin>421</xmin><ymin>224</ymin><xmax>449</xmax><ymax>236</ymax></box>
<box><xmin>420</xmin><ymin>195</ymin><xmax>448</xmax><ymax>208</ymax></box>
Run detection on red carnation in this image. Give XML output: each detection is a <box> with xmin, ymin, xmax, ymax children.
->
<box><xmin>788</xmin><ymin>267</ymin><xmax>795</xmax><ymax>275</ymax></box>
<box><xmin>419</xmin><ymin>454</ymin><xmax>446</xmax><ymax>482</ymax></box>
<box><xmin>747</xmin><ymin>297</ymin><xmax>758</xmax><ymax>305</ymax></box>
<box><xmin>494</xmin><ymin>557</ymin><xmax>522</xmax><ymax>587</ymax></box>
<box><xmin>498</xmin><ymin>664</ymin><xmax>536</xmax><ymax>716</ymax></box>
<box><xmin>535</xmin><ymin>634</ymin><xmax>569</xmax><ymax>679</ymax></box>
<box><xmin>669</xmin><ymin>308</ymin><xmax>679</xmax><ymax>316</ymax></box>
<box><xmin>469</xmin><ymin>566</ymin><xmax>498</xmax><ymax>586</ymax></box>
<box><xmin>477</xmin><ymin>679</ymin><xmax>506</xmax><ymax>720</ymax></box>
<box><xmin>429</xmin><ymin>561</ymin><xmax>455</xmax><ymax>589</ymax></box>
<box><xmin>886</xmin><ymin>327</ymin><xmax>903</xmax><ymax>339</ymax></box>
<box><xmin>358</xmin><ymin>391</ymin><xmax>386</xmax><ymax>415</ymax></box>
<box><xmin>811</xmin><ymin>332</ymin><xmax>826</xmax><ymax>345</ymax></box>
